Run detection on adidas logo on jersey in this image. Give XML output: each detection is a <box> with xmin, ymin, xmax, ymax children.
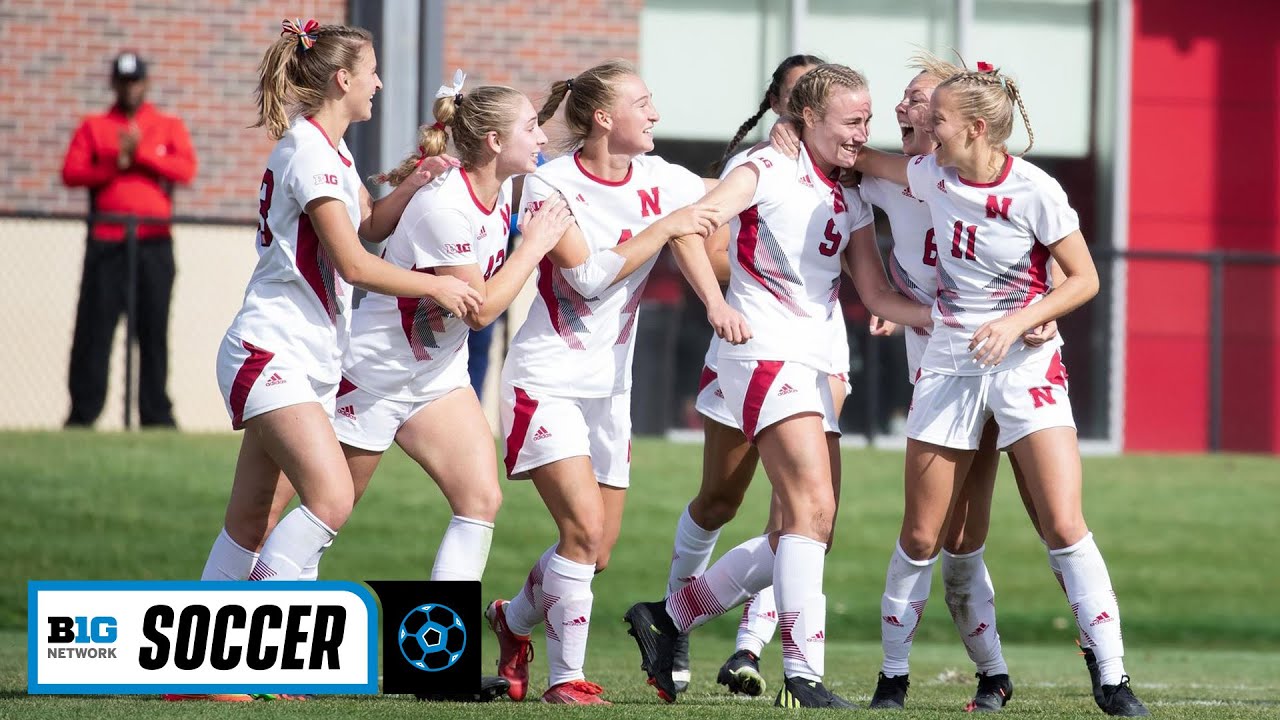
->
<box><xmin>477</xmin><ymin>226</ymin><xmax>488</xmax><ymax>241</ymax></box>
<box><xmin>1089</xmin><ymin>611</ymin><xmax>1114</xmax><ymax>627</ymax></box>
<box><xmin>968</xmin><ymin>622</ymin><xmax>989</xmax><ymax>638</ymax></box>
<box><xmin>337</xmin><ymin>405</ymin><xmax>356</xmax><ymax>420</ymax></box>
<box><xmin>799</xmin><ymin>174</ymin><xmax>814</xmax><ymax>188</ymax></box>
<box><xmin>532</xmin><ymin>426</ymin><xmax>552</xmax><ymax>441</ymax></box>
<box><xmin>901</xmin><ymin>186</ymin><xmax>921</xmax><ymax>201</ymax></box>
<box><xmin>882</xmin><ymin>615</ymin><xmax>905</xmax><ymax>628</ymax></box>
<box><xmin>777</xmin><ymin>383</ymin><xmax>798</xmax><ymax>396</ymax></box>
<box><xmin>563</xmin><ymin>615</ymin><xmax>589</xmax><ymax>627</ymax></box>
<box><xmin>575</xmin><ymin>193</ymin><xmax>587</xmax><ymax>205</ymax></box>
<box><xmin>807</xmin><ymin>630</ymin><xmax>825</xmax><ymax>643</ymax></box>
<box><xmin>713</xmin><ymin>389</ymin><xmax>724</xmax><ymax>398</ymax></box>
<box><xmin>937</xmin><ymin>179</ymin><xmax>947</xmax><ymax>193</ymax></box>
<box><xmin>264</xmin><ymin>373</ymin><xmax>285</xmax><ymax>387</ymax></box>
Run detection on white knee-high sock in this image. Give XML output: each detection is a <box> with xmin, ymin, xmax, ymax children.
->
<box><xmin>775</xmin><ymin>534</ymin><xmax>827</xmax><ymax>682</ymax></box>
<box><xmin>1051</xmin><ymin>533</ymin><xmax>1127</xmax><ymax>685</ymax></box>
<box><xmin>666</xmin><ymin>534</ymin><xmax>774</xmax><ymax>632</ymax></box>
<box><xmin>736</xmin><ymin>586</ymin><xmax>778</xmax><ymax>656</ymax></box>
<box><xmin>431</xmin><ymin>516</ymin><xmax>495</xmax><ymax>582</ymax></box>
<box><xmin>506</xmin><ymin>544</ymin><xmax>556</xmax><ymax>635</ymax></box>
<box><xmin>942</xmin><ymin>546</ymin><xmax>1008</xmax><ymax>675</ymax></box>
<box><xmin>298</xmin><ymin>538</ymin><xmax>332</xmax><ymax>581</ymax></box>
<box><xmin>666</xmin><ymin>505</ymin><xmax>721</xmax><ymax>594</ymax></box>
<box><xmin>541</xmin><ymin>553</ymin><xmax>595</xmax><ymax>687</ymax></box>
<box><xmin>880</xmin><ymin>542</ymin><xmax>936</xmax><ymax>677</ymax></box>
<box><xmin>1045</xmin><ymin>544</ymin><xmax>1091</xmax><ymax>649</ymax></box>
<box><xmin>251</xmin><ymin>506</ymin><xmax>336</xmax><ymax>581</ymax></box>
<box><xmin>201</xmin><ymin>528</ymin><xmax>259</xmax><ymax>581</ymax></box>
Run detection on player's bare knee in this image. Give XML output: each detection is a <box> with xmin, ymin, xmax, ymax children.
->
<box><xmin>1043</xmin><ymin>518</ymin><xmax>1089</xmax><ymax>549</ymax></box>
<box><xmin>691</xmin><ymin>493</ymin><xmax>739</xmax><ymax>530</ymax></box>
<box><xmin>455</xmin><ymin>483</ymin><xmax>502</xmax><ymax>523</ymax></box>
<box><xmin>899</xmin><ymin>528</ymin><xmax>940</xmax><ymax>562</ymax></box>
<box><xmin>557</xmin><ymin>517</ymin><xmax>604</xmax><ymax>560</ymax></box>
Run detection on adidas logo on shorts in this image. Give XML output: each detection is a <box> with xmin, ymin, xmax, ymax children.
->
<box><xmin>337</xmin><ymin>405</ymin><xmax>356</xmax><ymax>420</ymax></box>
<box><xmin>777</xmin><ymin>383</ymin><xmax>798</xmax><ymax>396</ymax></box>
<box><xmin>533</xmin><ymin>426</ymin><xmax>552</xmax><ymax>441</ymax></box>
<box><xmin>264</xmin><ymin>373</ymin><xmax>285</xmax><ymax>387</ymax></box>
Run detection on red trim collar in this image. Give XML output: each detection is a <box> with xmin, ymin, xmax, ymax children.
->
<box><xmin>574</xmin><ymin>151</ymin><xmax>632</xmax><ymax>187</ymax></box>
<box><xmin>957</xmin><ymin>154</ymin><xmax>1012</xmax><ymax>188</ymax></box>
<box><xmin>305</xmin><ymin>117</ymin><xmax>353</xmax><ymax>167</ymax></box>
<box><xmin>460</xmin><ymin>167</ymin><xmax>498</xmax><ymax>215</ymax></box>
<box><xmin>802</xmin><ymin>142</ymin><xmax>839</xmax><ymax>189</ymax></box>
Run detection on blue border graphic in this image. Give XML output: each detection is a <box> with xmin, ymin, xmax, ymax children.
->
<box><xmin>27</xmin><ymin>580</ymin><xmax>379</xmax><ymax>695</ymax></box>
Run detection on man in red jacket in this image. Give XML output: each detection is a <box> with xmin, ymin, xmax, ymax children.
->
<box><xmin>62</xmin><ymin>52</ymin><xmax>197</xmax><ymax>428</ymax></box>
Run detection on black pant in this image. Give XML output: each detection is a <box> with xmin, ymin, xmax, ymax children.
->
<box><xmin>66</xmin><ymin>237</ymin><xmax>176</xmax><ymax>427</ymax></box>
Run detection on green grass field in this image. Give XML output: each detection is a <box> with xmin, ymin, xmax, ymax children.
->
<box><xmin>1</xmin><ymin>431</ymin><xmax>1278</xmax><ymax>718</ymax></box>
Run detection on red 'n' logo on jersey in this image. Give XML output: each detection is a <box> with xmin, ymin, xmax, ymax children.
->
<box><xmin>985</xmin><ymin>195</ymin><xmax>1012</xmax><ymax>221</ymax></box>
<box><xmin>638</xmin><ymin>187</ymin><xmax>661</xmax><ymax>217</ymax></box>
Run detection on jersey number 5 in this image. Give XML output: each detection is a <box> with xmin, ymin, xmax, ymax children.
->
<box><xmin>257</xmin><ymin>170</ymin><xmax>275</xmax><ymax>247</ymax></box>
<box><xmin>818</xmin><ymin>219</ymin><xmax>842</xmax><ymax>257</ymax></box>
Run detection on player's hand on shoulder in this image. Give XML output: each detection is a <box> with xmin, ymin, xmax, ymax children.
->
<box><xmin>769</xmin><ymin>119</ymin><xmax>800</xmax><ymax>160</ymax></box>
<box><xmin>406</xmin><ymin>154</ymin><xmax>461</xmax><ymax>189</ymax></box>
<box><xmin>425</xmin><ymin>273</ymin><xmax>483</xmax><ymax>317</ymax></box>
<box><xmin>708</xmin><ymin>301</ymin><xmax>752</xmax><ymax>345</ymax></box>
<box><xmin>1022</xmin><ymin>320</ymin><xmax>1058</xmax><ymax>347</ymax></box>
<box><xmin>518</xmin><ymin>193</ymin><xmax>574</xmax><ymax>255</ymax></box>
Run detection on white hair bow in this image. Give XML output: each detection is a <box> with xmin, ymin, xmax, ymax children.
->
<box><xmin>435</xmin><ymin>69</ymin><xmax>467</xmax><ymax>99</ymax></box>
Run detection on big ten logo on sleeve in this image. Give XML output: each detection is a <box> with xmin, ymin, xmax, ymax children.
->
<box><xmin>28</xmin><ymin>581</ymin><xmax>377</xmax><ymax>694</ymax></box>
<box><xmin>365</xmin><ymin>581</ymin><xmax>480</xmax><ymax>698</ymax></box>
<box><xmin>313</xmin><ymin>173</ymin><xmax>339</xmax><ymax>186</ymax></box>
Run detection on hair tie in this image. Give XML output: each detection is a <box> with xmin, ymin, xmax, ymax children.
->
<box><xmin>281</xmin><ymin>18</ymin><xmax>320</xmax><ymax>51</ymax></box>
<box><xmin>430</xmin><ymin>122</ymin><xmax>445</xmax><ymax>132</ymax></box>
<box><xmin>434</xmin><ymin>68</ymin><xmax>467</xmax><ymax>101</ymax></box>
<box><xmin>565</xmin><ymin>77</ymin><xmax>575</xmax><ymax>92</ymax></box>
<box><xmin>455</xmin><ymin>92</ymin><xmax>464</xmax><ymax>105</ymax></box>
<box><xmin>977</xmin><ymin>61</ymin><xmax>995</xmax><ymax>73</ymax></box>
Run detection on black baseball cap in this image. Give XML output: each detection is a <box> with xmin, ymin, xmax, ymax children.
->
<box><xmin>112</xmin><ymin>52</ymin><xmax>147</xmax><ymax>81</ymax></box>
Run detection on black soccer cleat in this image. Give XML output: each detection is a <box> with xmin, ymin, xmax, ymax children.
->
<box><xmin>414</xmin><ymin>675</ymin><xmax>510</xmax><ymax>702</ymax></box>
<box><xmin>1097</xmin><ymin>676</ymin><xmax>1150</xmax><ymax>717</ymax></box>
<box><xmin>869</xmin><ymin>672</ymin><xmax>910</xmax><ymax>710</ymax></box>
<box><xmin>672</xmin><ymin>632</ymin><xmax>691</xmax><ymax>693</ymax></box>
<box><xmin>964</xmin><ymin>672</ymin><xmax>1013</xmax><ymax>712</ymax></box>
<box><xmin>716</xmin><ymin>649</ymin><xmax>766</xmax><ymax>697</ymax></box>
<box><xmin>775</xmin><ymin>676</ymin><xmax>855</xmax><ymax>709</ymax></box>
<box><xmin>623</xmin><ymin>600</ymin><xmax>679</xmax><ymax>703</ymax></box>
<box><xmin>1081</xmin><ymin>645</ymin><xmax>1104</xmax><ymax>706</ymax></box>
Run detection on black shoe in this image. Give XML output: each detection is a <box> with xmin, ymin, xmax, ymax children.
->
<box><xmin>869</xmin><ymin>672</ymin><xmax>909</xmax><ymax>710</ymax></box>
<box><xmin>414</xmin><ymin>675</ymin><xmax>510</xmax><ymax>702</ymax></box>
<box><xmin>672</xmin><ymin>632</ymin><xmax>691</xmax><ymax>693</ymax></box>
<box><xmin>1082</xmin><ymin>646</ymin><xmax>1104</xmax><ymax>706</ymax></box>
<box><xmin>716</xmin><ymin>649</ymin><xmax>766</xmax><ymax>697</ymax></box>
<box><xmin>623</xmin><ymin>600</ymin><xmax>679</xmax><ymax>703</ymax></box>
<box><xmin>965</xmin><ymin>673</ymin><xmax>1013</xmax><ymax>712</ymax></box>
<box><xmin>775</xmin><ymin>676</ymin><xmax>854</xmax><ymax>709</ymax></box>
<box><xmin>1097</xmin><ymin>676</ymin><xmax>1150</xmax><ymax>717</ymax></box>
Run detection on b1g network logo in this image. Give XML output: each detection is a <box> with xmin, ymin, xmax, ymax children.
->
<box><xmin>28</xmin><ymin>581</ymin><xmax>377</xmax><ymax>695</ymax></box>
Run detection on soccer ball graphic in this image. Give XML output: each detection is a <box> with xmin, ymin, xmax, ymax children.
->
<box><xmin>398</xmin><ymin>603</ymin><xmax>466</xmax><ymax>672</ymax></box>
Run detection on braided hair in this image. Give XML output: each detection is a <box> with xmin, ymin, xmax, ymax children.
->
<box><xmin>710</xmin><ymin>54</ymin><xmax>825</xmax><ymax>174</ymax></box>
<box><xmin>936</xmin><ymin>60</ymin><xmax>1035</xmax><ymax>156</ymax></box>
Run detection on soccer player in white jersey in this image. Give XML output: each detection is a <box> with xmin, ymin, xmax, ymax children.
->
<box><xmin>624</xmin><ymin>64</ymin><xmax>933</xmax><ymax>709</ymax></box>
<box><xmin>482</xmin><ymin>60</ymin><xmax>721</xmax><ymax>706</ymax></box>
<box><xmin>328</xmin><ymin>77</ymin><xmax>573</xmax><ymax>585</ymax></box>
<box><xmin>657</xmin><ymin>54</ymin><xmax>829</xmax><ymax>699</ymax></box>
<box><xmin>854</xmin><ymin>57</ymin><xmax>1149</xmax><ymax>717</ymax></box>
<box><xmin>178</xmin><ymin>20</ymin><xmax>480</xmax><ymax>704</ymax></box>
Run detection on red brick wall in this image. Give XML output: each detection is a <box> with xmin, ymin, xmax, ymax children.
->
<box><xmin>442</xmin><ymin>0</ymin><xmax>640</xmax><ymax>97</ymax></box>
<box><xmin>0</xmin><ymin>0</ymin><xmax>347</xmax><ymax>222</ymax></box>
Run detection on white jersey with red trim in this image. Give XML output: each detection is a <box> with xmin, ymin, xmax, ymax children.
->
<box><xmin>703</xmin><ymin>145</ymin><xmax>850</xmax><ymax>375</ymax></box>
<box><xmin>719</xmin><ymin>144</ymin><xmax>874</xmax><ymax>371</ymax></box>
<box><xmin>858</xmin><ymin>174</ymin><xmax>937</xmax><ymax>382</ymax></box>
<box><xmin>905</xmin><ymin>153</ymin><xmax>1076</xmax><ymax>375</ymax></box>
<box><xmin>344</xmin><ymin>167</ymin><xmax>512</xmax><ymax>401</ymax></box>
<box><xmin>503</xmin><ymin>152</ymin><xmax>706</xmax><ymax>397</ymax></box>
<box><xmin>224</xmin><ymin>116</ymin><xmax>362</xmax><ymax>383</ymax></box>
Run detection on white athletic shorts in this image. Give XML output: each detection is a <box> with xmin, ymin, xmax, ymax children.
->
<box><xmin>906</xmin><ymin>349</ymin><xmax>1075</xmax><ymax>450</ymax></box>
<box><xmin>500</xmin><ymin>383</ymin><xmax>632</xmax><ymax>488</ymax></box>
<box><xmin>215</xmin><ymin>334</ymin><xmax>338</xmax><ymax>430</ymax></box>
<box><xmin>696</xmin><ymin>365</ymin><xmax>851</xmax><ymax>432</ymax></box>
<box><xmin>331</xmin><ymin>378</ymin><xmax>469</xmax><ymax>452</ymax></box>
<box><xmin>716</xmin><ymin>359</ymin><xmax>841</xmax><ymax>443</ymax></box>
